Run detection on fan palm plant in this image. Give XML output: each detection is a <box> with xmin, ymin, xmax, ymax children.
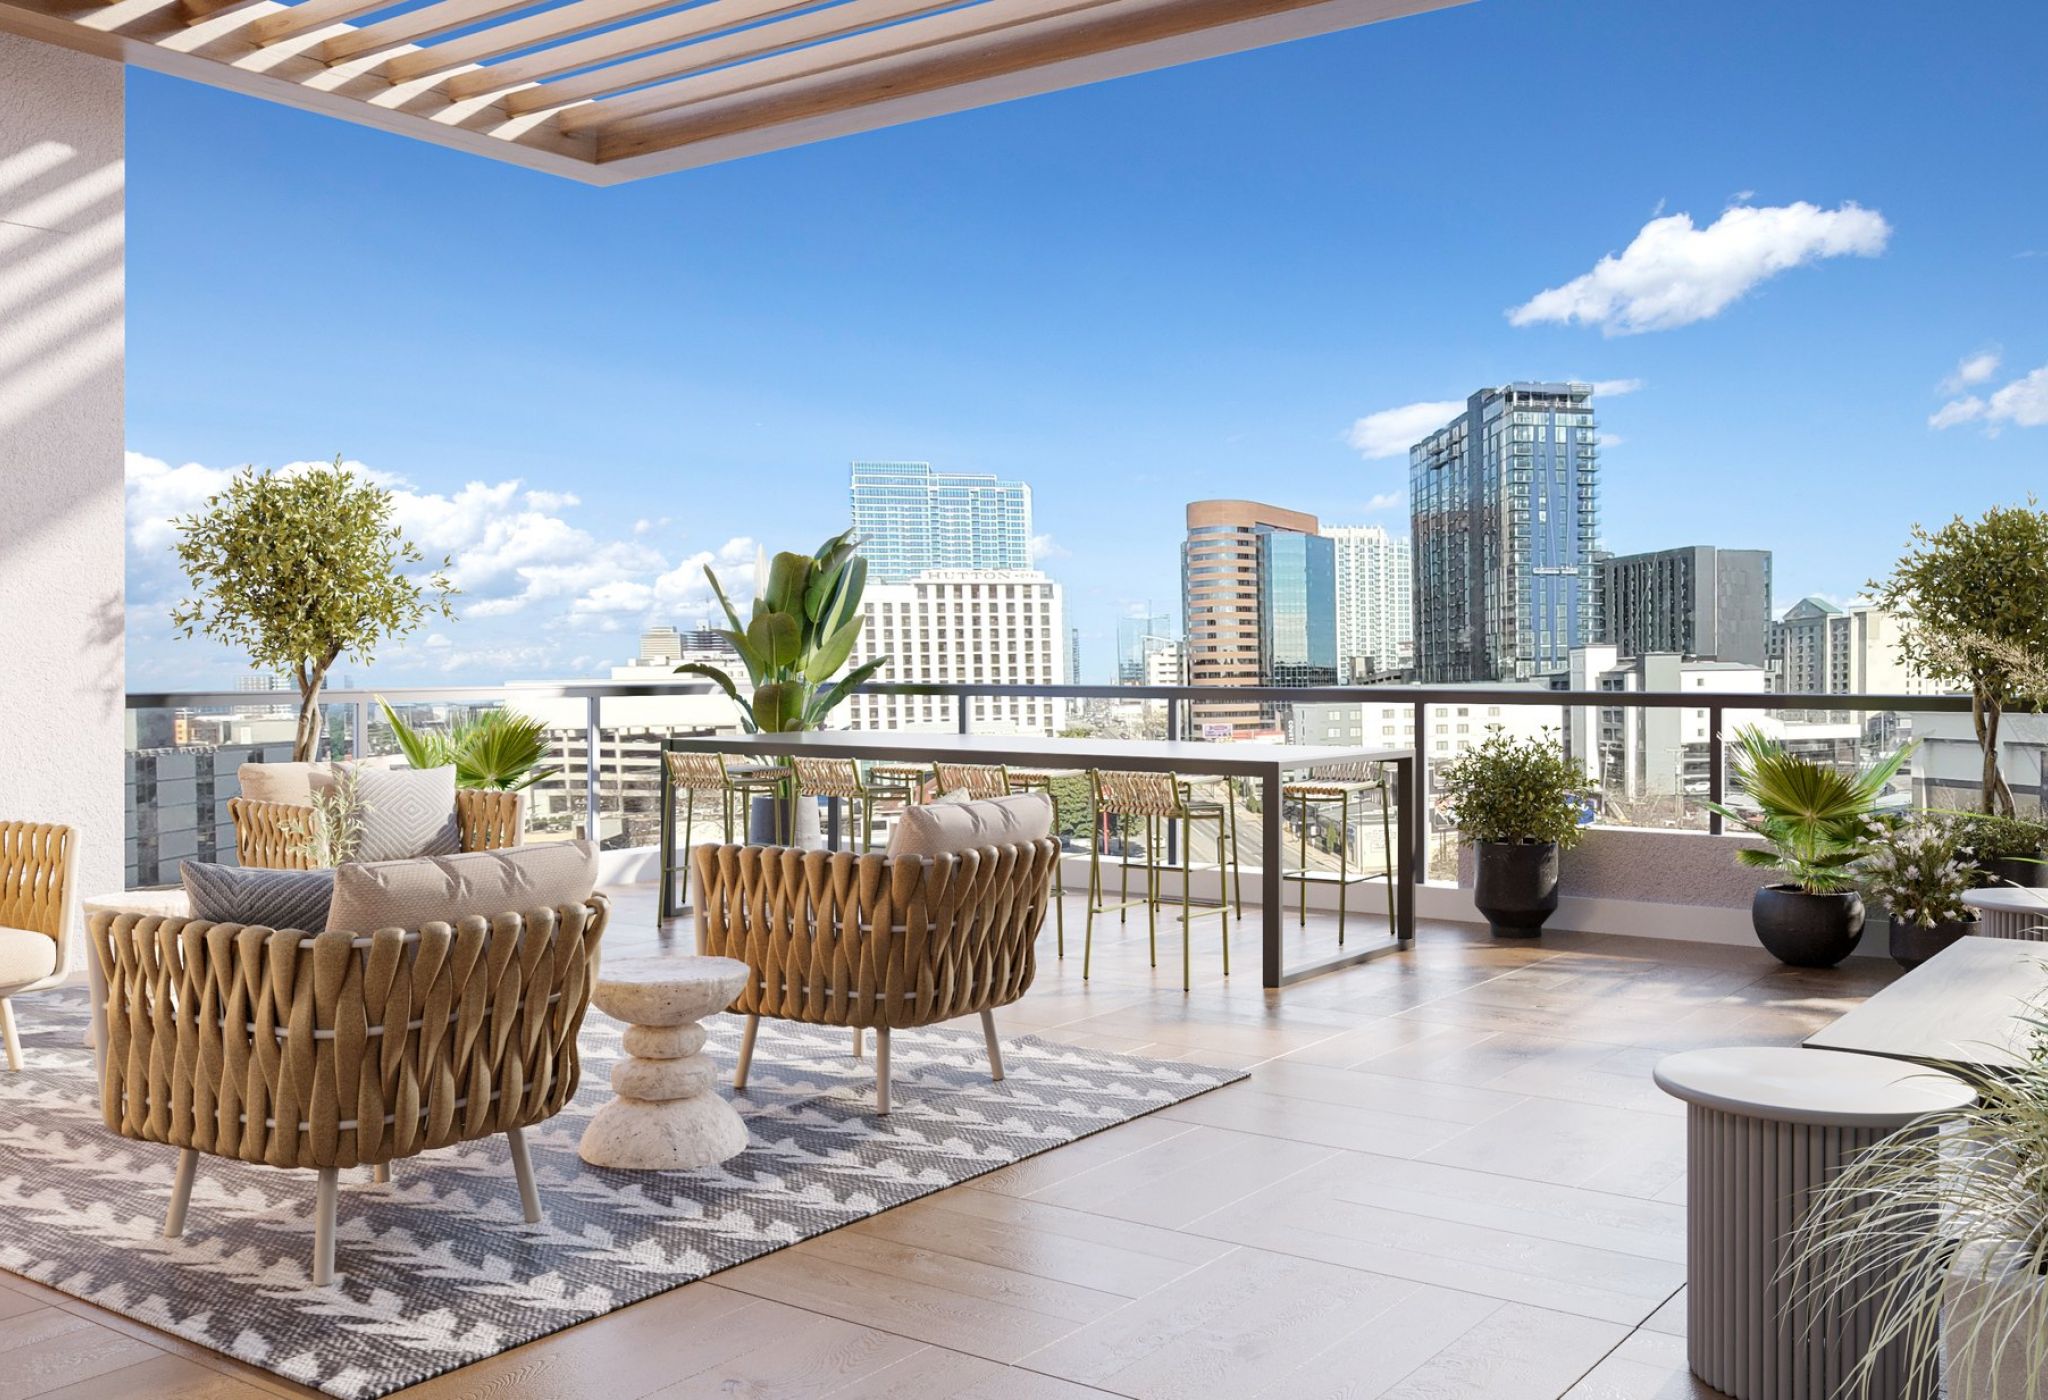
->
<box><xmin>378</xmin><ymin>700</ymin><xmax>559</xmax><ymax>791</ymax></box>
<box><xmin>1704</xmin><ymin>727</ymin><xmax>1909</xmax><ymax>893</ymax></box>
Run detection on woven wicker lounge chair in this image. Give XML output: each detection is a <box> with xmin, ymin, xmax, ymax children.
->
<box><xmin>229</xmin><ymin>787</ymin><xmax>525</xmax><ymax>870</ymax></box>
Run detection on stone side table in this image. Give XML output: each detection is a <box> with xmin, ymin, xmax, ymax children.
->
<box><xmin>1962</xmin><ymin>886</ymin><xmax>2048</xmax><ymax>941</ymax></box>
<box><xmin>580</xmin><ymin>955</ymin><xmax>752</xmax><ymax>1171</ymax></box>
<box><xmin>1654</xmin><ymin>1047</ymin><xmax>1974</xmax><ymax>1400</ymax></box>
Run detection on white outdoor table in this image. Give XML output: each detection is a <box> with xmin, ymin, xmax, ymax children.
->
<box><xmin>661</xmin><ymin>730</ymin><xmax>1416</xmax><ymax>988</ymax></box>
<box><xmin>1804</xmin><ymin>935</ymin><xmax>2048</xmax><ymax>1073</ymax></box>
<box><xmin>1961</xmin><ymin>885</ymin><xmax>2048</xmax><ymax>941</ymax></box>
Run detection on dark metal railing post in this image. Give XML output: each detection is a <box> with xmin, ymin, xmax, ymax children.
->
<box><xmin>584</xmin><ymin>694</ymin><xmax>603</xmax><ymax>845</ymax></box>
<box><xmin>1706</xmin><ymin>704</ymin><xmax>1725</xmax><ymax>835</ymax></box>
<box><xmin>1410</xmin><ymin>696</ymin><xmax>1429</xmax><ymax>883</ymax></box>
<box><xmin>956</xmin><ymin>696</ymin><xmax>970</xmax><ymax>734</ymax></box>
<box><xmin>1165</xmin><ymin>696</ymin><xmax>1180</xmax><ymax>743</ymax></box>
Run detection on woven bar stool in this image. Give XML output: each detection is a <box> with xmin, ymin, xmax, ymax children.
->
<box><xmin>1084</xmin><ymin>770</ymin><xmax>1233</xmax><ymax>991</ymax></box>
<box><xmin>1282</xmin><ymin>761</ymin><xmax>1396</xmax><ymax>946</ymax></box>
<box><xmin>662</xmin><ymin>752</ymin><xmax>785</xmax><ymax>911</ymax></box>
<box><xmin>1178</xmin><ymin>774</ymin><xmax>1244</xmax><ymax>918</ymax></box>
<box><xmin>934</xmin><ymin>762</ymin><xmax>1066</xmax><ymax>955</ymax></box>
<box><xmin>788</xmin><ymin>757</ymin><xmax>883</xmax><ymax>852</ymax></box>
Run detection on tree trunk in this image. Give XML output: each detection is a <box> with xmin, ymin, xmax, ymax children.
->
<box><xmin>292</xmin><ymin>662</ymin><xmax>329</xmax><ymax>763</ymax></box>
<box><xmin>1974</xmin><ymin>690</ymin><xmax>2015</xmax><ymax>817</ymax></box>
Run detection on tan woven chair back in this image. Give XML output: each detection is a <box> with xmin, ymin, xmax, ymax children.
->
<box><xmin>1308</xmin><ymin>761</ymin><xmax>1388</xmax><ymax>785</ymax></box>
<box><xmin>790</xmin><ymin>757</ymin><xmax>863</xmax><ymax>800</ymax></box>
<box><xmin>1093</xmin><ymin>770</ymin><xmax>1182</xmax><ymax>818</ymax></box>
<box><xmin>934</xmin><ymin>763</ymin><xmax>1010</xmax><ymax>799</ymax></box>
<box><xmin>664</xmin><ymin>751</ymin><xmax>729</xmax><ymax>791</ymax></box>
<box><xmin>457</xmin><ymin>789</ymin><xmax>524</xmax><ymax>851</ymax></box>
<box><xmin>88</xmin><ymin>896</ymin><xmax>607</xmax><ymax>1170</ymax></box>
<box><xmin>0</xmin><ymin>822</ymin><xmax>71</xmax><ymax>941</ymax></box>
<box><xmin>231</xmin><ymin>790</ymin><xmax>524</xmax><ymax>871</ymax></box>
<box><xmin>692</xmin><ymin>841</ymin><xmax>1056</xmax><ymax>1031</ymax></box>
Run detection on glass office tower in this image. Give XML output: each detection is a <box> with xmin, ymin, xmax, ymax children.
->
<box><xmin>848</xmin><ymin>461</ymin><xmax>1033</xmax><ymax>582</ymax></box>
<box><xmin>1256</xmin><ymin>527</ymin><xmax>1338</xmax><ymax>690</ymax></box>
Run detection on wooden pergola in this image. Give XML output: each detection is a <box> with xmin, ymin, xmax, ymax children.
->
<box><xmin>0</xmin><ymin>0</ymin><xmax>1460</xmax><ymax>183</ymax></box>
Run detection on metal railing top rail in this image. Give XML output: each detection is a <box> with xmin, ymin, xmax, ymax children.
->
<box><xmin>125</xmin><ymin>679</ymin><xmax>1975</xmax><ymax>713</ymax></box>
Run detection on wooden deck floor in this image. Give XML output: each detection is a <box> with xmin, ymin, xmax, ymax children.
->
<box><xmin>0</xmin><ymin>886</ymin><xmax>1901</xmax><ymax>1400</ymax></box>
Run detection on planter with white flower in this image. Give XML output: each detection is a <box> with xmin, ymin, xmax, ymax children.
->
<box><xmin>1864</xmin><ymin>819</ymin><xmax>1982</xmax><ymax>969</ymax></box>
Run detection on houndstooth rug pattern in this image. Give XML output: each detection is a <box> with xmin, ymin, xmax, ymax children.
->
<box><xmin>0</xmin><ymin>988</ymin><xmax>1242</xmax><ymax>1399</ymax></box>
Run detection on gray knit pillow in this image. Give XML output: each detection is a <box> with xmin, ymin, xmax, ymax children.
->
<box><xmin>180</xmin><ymin>862</ymin><xmax>335</xmax><ymax>932</ymax></box>
<box><xmin>354</xmin><ymin>765</ymin><xmax>461</xmax><ymax>862</ymax></box>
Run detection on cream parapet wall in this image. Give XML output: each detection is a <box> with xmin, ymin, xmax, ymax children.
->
<box><xmin>0</xmin><ymin>32</ymin><xmax>125</xmax><ymax>951</ymax></box>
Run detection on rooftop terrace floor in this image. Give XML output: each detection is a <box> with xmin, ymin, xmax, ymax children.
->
<box><xmin>0</xmin><ymin>888</ymin><xmax>1901</xmax><ymax>1399</ymax></box>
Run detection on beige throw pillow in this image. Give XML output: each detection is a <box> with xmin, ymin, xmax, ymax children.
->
<box><xmin>236</xmin><ymin>757</ymin><xmax>402</xmax><ymax>807</ymax></box>
<box><xmin>886</xmin><ymin>792</ymin><xmax>1054</xmax><ymax>860</ymax></box>
<box><xmin>326</xmin><ymin>841</ymin><xmax>599</xmax><ymax>933</ymax></box>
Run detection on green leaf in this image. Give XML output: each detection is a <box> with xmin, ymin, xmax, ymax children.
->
<box><xmin>715</xmin><ymin>628</ymin><xmax>767</xmax><ymax>683</ymax></box>
<box><xmin>449</xmin><ymin>708</ymin><xmax>554</xmax><ymax>791</ymax></box>
<box><xmin>805</xmin><ymin>654</ymin><xmax>889</xmax><ymax>726</ymax></box>
<box><xmin>703</xmin><ymin>564</ymin><xmax>746</xmax><ymax>635</ymax></box>
<box><xmin>675</xmin><ymin>663</ymin><xmax>756</xmax><ymax>731</ymax></box>
<box><xmin>378</xmin><ymin>696</ymin><xmax>456</xmax><ymax>771</ymax></box>
<box><xmin>763</xmin><ymin>552</ymin><xmax>811</xmax><ymax>618</ymax></box>
<box><xmin>752</xmin><ymin>681</ymin><xmax>807</xmax><ymax>733</ymax></box>
<box><xmin>747</xmin><ymin>611</ymin><xmax>803</xmax><ymax>671</ymax></box>
<box><xmin>804</xmin><ymin>613</ymin><xmax>864</xmax><ymax>684</ymax></box>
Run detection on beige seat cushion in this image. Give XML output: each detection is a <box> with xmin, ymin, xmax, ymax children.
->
<box><xmin>236</xmin><ymin>757</ymin><xmax>403</xmax><ymax>807</ymax></box>
<box><xmin>326</xmin><ymin>841</ymin><xmax>599</xmax><ymax>933</ymax></box>
<box><xmin>0</xmin><ymin>927</ymin><xmax>58</xmax><ymax>989</ymax></box>
<box><xmin>886</xmin><ymin>792</ymin><xmax>1054</xmax><ymax>860</ymax></box>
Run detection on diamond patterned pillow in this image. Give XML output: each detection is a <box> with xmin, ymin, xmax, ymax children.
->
<box><xmin>354</xmin><ymin>765</ymin><xmax>461</xmax><ymax>862</ymax></box>
<box><xmin>181</xmin><ymin>862</ymin><xmax>335</xmax><ymax>931</ymax></box>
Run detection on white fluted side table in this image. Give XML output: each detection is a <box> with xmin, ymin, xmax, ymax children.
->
<box><xmin>1653</xmin><ymin>1048</ymin><xmax>1973</xmax><ymax>1400</ymax></box>
<box><xmin>1961</xmin><ymin>886</ymin><xmax>2048</xmax><ymax>941</ymax></box>
<box><xmin>580</xmin><ymin>955</ymin><xmax>751</xmax><ymax>1171</ymax></box>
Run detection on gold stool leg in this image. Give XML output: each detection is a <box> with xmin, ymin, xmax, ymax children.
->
<box><xmin>1297</xmin><ymin>792</ymin><xmax>1309</xmax><ymax>928</ymax></box>
<box><xmin>1380</xmin><ymin>776</ymin><xmax>1396</xmax><ymax>935</ymax></box>
<box><xmin>1146</xmin><ymin>814</ymin><xmax>1159</xmax><ymax>968</ymax></box>
<box><xmin>1338</xmin><ymin>790</ymin><xmax>1350</xmax><ymax>947</ymax></box>
<box><xmin>1084</xmin><ymin>801</ymin><xmax>1101</xmax><ymax>980</ymax></box>
<box><xmin>1217</xmin><ymin>813</ymin><xmax>1232</xmax><ymax>977</ymax></box>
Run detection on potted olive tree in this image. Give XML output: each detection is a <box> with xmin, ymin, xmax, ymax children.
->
<box><xmin>1705</xmin><ymin>727</ymin><xmax>1907</xmax><ymax>967</ymax></box>
<box><xmin>1438</xmin><ymin>727</ymin><xmax>1588</xmax><ymax>939</ymax></box>
<box><xmin>1863</xmin><ymin>819</ymin><xmax>1980</xmax><ymax>968</ymax></box>
<box><xmin>1789</xmin><ymin>1007</ymin><xmax>2048</xmax><ymax>1399</ymax></box>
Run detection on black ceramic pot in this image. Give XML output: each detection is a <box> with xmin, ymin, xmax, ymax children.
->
<box><xmin>1751</xmin><ymin>885</ymin><xmax>1865</xmax><ymax>968</ymax></box>
<box><xmin>1473</xmin><ymin>840</ymin><xmax>1560</xmax><ymax>939</ymax></box>
<box><xmin>1888</xmin><ymin>914</ymin><xmax>1978</xmax><ymax>970</ymax></box>
<box><xmin>1987</xmin><ymin>855</ymin><xmax>2048</xmax><ymax>889</ymax></box>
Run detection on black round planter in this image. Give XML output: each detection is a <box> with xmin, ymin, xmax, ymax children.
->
<box><xmin>1751</xmin><ymin>885</ymin><xmax>1865</xmax><ymax>968</ymax></box>
<box><xmin>1987</xmin><ymin>855</ymin><xmax>2048</xmax><ymax>889</ymax></box>
<box><xmin>1473</xmin><ymin>840</ymin><xmax>1560</xmax><ymax>939</ymax></box>
<box><xmin>1888</xmin><ymin>914</ymin><xmax>1978</xmax><ymax>970</ymax></box>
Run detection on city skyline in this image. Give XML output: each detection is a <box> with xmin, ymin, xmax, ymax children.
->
<box><xmin>119</xmin><ymin>0</ymin><xmax>2048</xmax><ymax>689</ymax></box>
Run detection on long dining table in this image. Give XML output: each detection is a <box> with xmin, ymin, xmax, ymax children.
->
<box><xmin>660</xmin><ymin>729</ymin><xmax>1416</xmax><ymax>989</ymax></box>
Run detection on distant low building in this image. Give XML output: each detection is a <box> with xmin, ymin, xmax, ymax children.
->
<box><xmin>1597</xmin><ymin>546</ymin><xmax>1772</xmax><ymax>667</ymax></box>
<box><xmin>1768</xmin><ymin>597</ymin><xmax>1935</xmax><ymax>696</ymax></box>
<box><xmin>843</xmin><ymin>569</ymin><xmax>1067</xmax><ymax>736</ymax></box>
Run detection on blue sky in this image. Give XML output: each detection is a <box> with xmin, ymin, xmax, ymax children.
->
<box><xmin>123</xmin><ymin>0</ymin><xmax>2048</xmax><ymax>688</ymax></box>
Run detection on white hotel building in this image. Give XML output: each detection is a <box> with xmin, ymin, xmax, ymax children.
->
<box><xmin>843</xmin><ymin>570</ymin><xmax>1068</xmax><ymax>736</ymax></box>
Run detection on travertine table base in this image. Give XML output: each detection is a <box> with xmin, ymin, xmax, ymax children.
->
<box><xmin>1654</xmin><ymin>1047</ymin><xmax>1973</xmax><ymax>1400</ymax></box>
<box><xmin>580</xmin><ymin>955</ymin><xmax>752</xmax><ymax>1171</ymax></box>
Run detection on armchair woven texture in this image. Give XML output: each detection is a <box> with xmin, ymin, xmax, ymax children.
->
<box><xmin>86</xmin><ymin>895</ymin><xmax>607</xmax><ymax>1284</ymax></box>
<box><xmin>230</xmin><ymin>788</ymin><xmax>525</xmax><ymax>871</ymax></box>
<box><xmin>0</xmin><ymin>821</ymin><xmax>75</xmax><ymax>1071</ymax></box>
<box><xmin>692</xmin><ymin>840</ymin><xmax>1057</xmax><ymax>1112</ymax></box>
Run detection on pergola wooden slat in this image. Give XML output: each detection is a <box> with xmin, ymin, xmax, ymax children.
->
<box><xmin>0</xmin><ymin>0</ymin><xmax>1465</xmax><ymax>184</ymax></box>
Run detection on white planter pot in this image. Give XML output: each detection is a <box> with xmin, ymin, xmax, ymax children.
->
<box><xmin>1944</xmin><ymin>1238</ymin><xmax>2048</xmax><ymax>1399</ymax></box>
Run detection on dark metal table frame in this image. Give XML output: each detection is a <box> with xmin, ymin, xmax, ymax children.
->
<box><xmin>659</xmin><ymin>731</ymin><xmax>1415</xmax><ymax>989</ymax></box>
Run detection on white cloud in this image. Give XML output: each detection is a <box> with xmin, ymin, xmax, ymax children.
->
<box><xmin>524</xmin><ymin>488</ymin><xmax>580</xmax><ymax>511</ymax></box>
<box><xmin>1598</xmin><ymin>433</ymin><xmax>1626</xmax><ymax>449</ymax></box>
<box><xmin>1029</xmin><ymin>533</ymin><xmax>1069</xmax><ymax>562</ymax></box>
<box><xmin>1346</xmin><ymin>399</ymin><xmax>1464</xmax><ymax>459</ymax></box>
<box><xmin>1361</xmin><ymin>491</ymin><xmax>1404</xmax><ymax>512</ymax></box>
<box><xmin>1589</xmin><ymin>377</ymin><xmax>1644</xmax><ymax>397</ymax></box>
<box><xmin>1930</xmin><ymin>363</ymin><xmax>2048</xmax><ymax>433</ymax></box>
<box><xmin>1939</xmin><ymin>349</ymin><xmax>2002</xmax><ymax>395</ymax></box>
<box><xmin>1508</xmin><ymin>201</ymin><xmax>1891</xmax><ymax>335</ymax></box>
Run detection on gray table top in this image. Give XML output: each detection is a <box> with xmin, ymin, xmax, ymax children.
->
<box><xmin>1962</xmin><ymin>886</ymin><xmax>2048</xmax><ymax>915</ymax></box>
<box><xmin>664</xmin><ymin>729</ymin><xmax>1413</xmax><ymax>777</ymax></box>
<box><xmin>1654</xmin><ymin>1046</ymin><xmax>1975</xmax><ymax>1127</ymax></box>
<box><xmin>1805</xmin><ymin>936</ymin><xmax>2048</xmax><ymax>1071</ymax></box>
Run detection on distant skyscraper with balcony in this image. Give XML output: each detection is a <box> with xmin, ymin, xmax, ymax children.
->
<box><xmin>1182</xmin><ymin>500</ymin><xmax>1334</xmax><ymax>735</ymax></box>
<box><xmin>848</xmin><ymin>461</ymin><xmax>1033</xmax><ymax>582</ymax></box>
<box><xmin>843</xmin><ymin>571</ymin><xmax>1066</xmax><ymax>735</ymax></box>
<box><xmin>1410</xmin><ymin>382</ymin><xmax>1602</xmax><ymax>683</ymax></box>
<box><xmin>1598</xmin><ymin>547</ymin><xmax>1773</xmax><ymax>667</ymax></box>
<box><xmin>1323</xmin><ymin>525</ymin><xmax>1413</xmax><ymax>681</ymax></box>
<box><xmin>1770</xmin><ymin>596</ymin><xmax>1932</xmax><ymax>696</ymax></box>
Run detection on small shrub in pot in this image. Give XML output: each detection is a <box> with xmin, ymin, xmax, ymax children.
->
<box><xmin>1438</xmin><ymin>728</ymin><xmax>1588</xmax><ymax>939</ymax></box>
<box><xmin>1944</xmin><ymin>812</ymin><xmax>2048</xmax><ymax>888</ymax></box>
<box><xmin>1863</xmin><ymin>819</ymin><xmax>1980</xmax><ymax>968</ymax></box>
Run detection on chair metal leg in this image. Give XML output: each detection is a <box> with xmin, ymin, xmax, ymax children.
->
<box><xmin>1297</xmin><ymin>794</ymin><xmax>1309</xmax><ymax>928</ymax></box>
<box><xmin>874</xmin><ymin>1028</ymin><xmax>892</xmax><ymax>1115</ymax></box>
<box><xmin>853</xmin><ymin>1026</ymin><xmax>864</xmax><ymax>1059</ymax></box>
<box><xmin>980</xmin><ymin>1009</ymin><xmax>1004</xmax><ymax>1082</ymax></box>
<box><xmin>163</xmin><ymin>1147</ymin><xmax>198</xmax><ymax>1239</ymax></box>
<box><xmin>1119</xmin><ymin>814</ymin><xmax>1131</xmax><ymax>925</ymax></box>
<box><xmin>1084</xmin><ymin>817</ymin><xmax>1101</xmax><ymax>980</ymax></box>
<box><xmin>1338</xmin><ymin>790</ymin><xmax>1350</xmax><ymax>947</ymax></box>
<box><xmin>507</xmin><ymin>1127</ymin><xmax>543</xmax><ymax>1225</ymax></box>
<box><xmin>372</xmin><ymin>1162</ymin><xmax>390</xmax><ymax>1185</ymax></box>
<box><xmin>681</xmin><ymin>797</ymin><xmax>695</xmax><ymax>909</ymax></box>
<box><xmin>312</xmin><ymin>1167</ymin><xmax>340</xmax><ymax>1287</ymax></box>
<box><xmin>1380</xmin><ymin>778</ymin><xmax>1396</xmax><ymax>935</ymax></box>
<box><xmin>1181</xmin><ymin>823</ymin><xmax>1193</xmax><ymax>992</ymax></box>
<box><xmin>1146</xmin><ymin>814</ymin><xmax>1159</xmax><ymax>967</ymax></box>
<box><xmin>1218</xmin><ymin>813</ymin><xmax>1231</xmax><ymax>977</ymax></box>
<box><xmin>734</xmin><ymin>1013</ymin><xmax>760</xmax><ymax>1090</ymax></box>
<box><xmin>0</xmin><ymin>999</ymin><xmax>19</xmax><ymax>1072</ymax></box>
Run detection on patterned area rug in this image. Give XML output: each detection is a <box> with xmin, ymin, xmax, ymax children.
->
<box><xmin>0</xmin><ymin>988</ymin><xmax>1242</xmax><ymax>1399</ymax></box>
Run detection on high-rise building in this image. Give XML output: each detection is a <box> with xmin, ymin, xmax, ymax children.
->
<box><xmin>1598</xmin><ymin>547</ymin><xmax>1773</xmax><ymax>667</ymax></box>
<box><xmin>848</xmin><ymin>461</ymin><xmax>1033</xmax><ymax>582</ymax></box>
<box><xmin>638</xmin><ymin>625</ymin><xmax>682</xmax><ymax>662</ymax></box>
<box><xmin>1410</xmin><ymin>382</ymin><xmax>1602</xmax><ymax>683</ymax></box>
<box><xmin>1323</xmin><ymin>525</ymin><xmax>1413</xmax><ymax>682</ymax></box>
<box><xmin>1117</xmin><ymin>610</ymin><xmax>1173</xmax><ymax>683</ymax></box>
<box><xmin>1770</xmin><ymin>597</ymin><xmax>1932</xmax><ymax>696</ymax></box>
<box><xmin>843</xmin><ymin>570</ymin><xmax>1067</xmax><ymax>735</ymax></box>
<box><xmin>1182</xmin><ymin>500</ymin><xmax>1334</xmax><ymax>735</ymax></box>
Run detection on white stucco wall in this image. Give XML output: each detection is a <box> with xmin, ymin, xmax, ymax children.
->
<box><xmin>0</xmin><ymin>34</ymin><xmax>125</xmax><ymax>933</ymax></box>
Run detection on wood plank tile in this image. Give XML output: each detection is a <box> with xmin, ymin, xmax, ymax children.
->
<box><xmin>1373</xmin><ymin>1302</ymin><xmax>1628</xmax><ymax>1399</ymax></box>
<box><xmin>1023</xmin><ymin>1124</ymin><xmax>1339</xmax><ymax>1230</ymax></box>
<box><xmin>1420</xmin><ymin>1097</ymin><xmax>1687</xmax><ymax>1200</ymax></box>
<box><xmin>0</xmin><ymin>1318</ymin><xmax>160</xmax><ymax>1400</ymax></box>
<box><xmin>638</xmin><ymin>1300</ymin><xmax>924</xmax><ymax>1399</ymax></box>
<box><xmin>1151</xmin><ymin>1079</ymin><xmax>1495</xmax><ymax>1157</ymax></box>
<box><xmin>825</xmin><ymin>1347</ymin><xmax>1113</xmax><ymax>1399</ymax></box>
<box><xmin>36</xmin><ymin>1352</ymin><xmax>280</xmax><ymax>1399</ymax></box>
<box><xmin>1562</xmin><ymin>1328</ymin><xmax>1717</xmax><ymax>1399</ymax></box>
